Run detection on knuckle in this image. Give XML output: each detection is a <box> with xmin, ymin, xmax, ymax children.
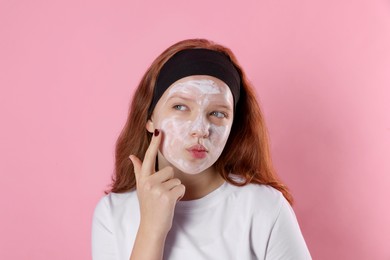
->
<box><xmin>166</xmin><ymin>167</ymin><xmax>174</xmax><ymax>177</ymax></box>
<box><xmin>143</xmin><ymin>180</ymin><xmax>153</xmax><ymax>191</ymax></box>
<box><xmin>153</xmin><ymin>188</ymin><xmax>162</xmax><ymax>197</ymax></box>
<box><xmin>160</xmin><ymin>193</ymin><xmax>171</xmax><ymax>203</ymax></box>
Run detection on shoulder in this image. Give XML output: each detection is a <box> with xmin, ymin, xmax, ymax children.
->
<box><xmin>221</xmin><ymin>179</ymin><xmax>293</xmax><ymax>240</ymax></box>
<box><xmin>232</xmin><ymin>182</ymin><xmax>284</xmax><ymax>213</ymax></box>
<box><xmin>228</xmin><ymin>181</ymin><xmax>312</xmax><ymax>258</ymax></box>
<box><xmin>235</xmin><ymin>182</ymin><xmax>283</xmax><ymax>202</ymax></box>
<box><xmin>224</xmin><ymin>176</ymin><xmax>286</xmax><ymax>221</ymax></box>
<box><xmin>228</xmin><ymin>174</ymin><xmax>285</xmax><ymax>210</ymax></box>
<box><xmin>93</xmin><ymin>190</ymin><xmax>138</xmax><ymax>218</ymax></box>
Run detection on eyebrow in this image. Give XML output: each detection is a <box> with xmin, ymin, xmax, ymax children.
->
<box><xmin>167</xmin><ymin>94</ymin><xmax>195</xmax><ymax>102</ymax></box>
<box><xmin>212</xmin><ymin>104</ymin><xmax>233</xmax><ymax>112</ymax></box>
<box><xmin>167</xmin><ymin>94</ymin><xmax>233</xmax><ymax>111</ymax></box>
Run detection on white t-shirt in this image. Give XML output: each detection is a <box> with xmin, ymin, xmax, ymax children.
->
<box><xmin>92</xmin><ymin>180</ymin><xmax>311</xmax><ymax>260</ymax></box>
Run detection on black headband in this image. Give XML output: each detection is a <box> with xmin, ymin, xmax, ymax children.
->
<box><xmin>148</xmin><ymin>48</ymin><xmax>241</xmax><ymax>116</ymax></box>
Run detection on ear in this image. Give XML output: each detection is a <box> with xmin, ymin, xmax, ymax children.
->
<box><xmin>146</xmin><ymin>119</ymin><xmax>154</xmax><ymax>133</ymax></box>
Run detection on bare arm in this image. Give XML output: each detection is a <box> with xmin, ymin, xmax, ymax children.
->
<box><xmin>129</xmin><ymin>129</ymin><xmax>185</xmax><ymax>260</ymax></box>
<box><xmin>130</xmin><ymin>224</ymin><xmax>166</xmax><ymax>260</ymax></box>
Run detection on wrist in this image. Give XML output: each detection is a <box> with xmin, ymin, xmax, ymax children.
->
<box><xmin>138</xmin><ymin>221</ymin><xmax>169</xmax><ymax>243</ymax></box>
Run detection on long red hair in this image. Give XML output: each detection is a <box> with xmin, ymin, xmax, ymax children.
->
<box><xmin>110</xmin><ymin>39</ymin><xmax>293</xmax><ymax>205</ymax></box>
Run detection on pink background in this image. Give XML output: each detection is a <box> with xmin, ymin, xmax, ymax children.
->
<box><xmin>1</xmin><ymin>0</ymin><xmax>389</xmax><ymax>259</ymax></box>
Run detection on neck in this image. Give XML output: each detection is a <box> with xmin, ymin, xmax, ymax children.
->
<box><xmin>173</xmin><ymin>166</ymin><xmax>225</xmax><ymax>201</ymax></box>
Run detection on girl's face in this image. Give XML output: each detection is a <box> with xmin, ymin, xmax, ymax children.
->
<box><xmin>148</xmin><ymin>75</ymin><xmax>234</xmax><ymax>175</ymax></box>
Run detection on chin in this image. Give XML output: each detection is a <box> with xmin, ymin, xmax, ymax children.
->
<box><xmin>179</xmin><ymin>169</ymin><xmax>205</xmax><ymax>175</ymax></box>
<box><xmin>163</xmin><ymin>154</ymin><xmax>215</xmax><ymax>175</ymax></box>
<box><xmin>173</xmin><ymin>162</ymin><xmax>214</xmax><ymax>175</ymax></box>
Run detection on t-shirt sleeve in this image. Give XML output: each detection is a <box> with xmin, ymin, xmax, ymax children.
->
<box><xmin>91</xmin><ymin>195</ymin><xmax>118</xmax><ymax>260</ymax></box>
<box><xmin>265</xmin><ymin>196</ymin><xmax>312</xmax><ymax>260</ymax></box>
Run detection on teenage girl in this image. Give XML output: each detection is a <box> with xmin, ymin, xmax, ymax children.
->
<box><xmin>92</xmin><ymin>39</ymin><xmax>311</xmax><ymax>260</ymax></box>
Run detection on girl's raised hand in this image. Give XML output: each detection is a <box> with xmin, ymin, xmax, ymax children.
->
<box><xmin>129</xmin><ymin>129</ymin><xmax>186</xmax><ymax>237</ymax></box>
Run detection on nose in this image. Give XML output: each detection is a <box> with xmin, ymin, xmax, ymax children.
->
<box><xmin>190</xmin><ymin>114</ymin><xmax>210</xmax><ymax>138</ymax></box>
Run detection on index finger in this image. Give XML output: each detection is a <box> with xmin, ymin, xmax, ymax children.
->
<box><xmin>142</xmin><ymin>129</ymin><xmax>162</xmax><ymax>175</ymax></box>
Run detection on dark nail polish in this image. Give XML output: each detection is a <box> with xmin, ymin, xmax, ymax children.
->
<box><xmin>154</xmin><ymin>129</ymin><xmax>160</xmax><ymax>136</ymax></box>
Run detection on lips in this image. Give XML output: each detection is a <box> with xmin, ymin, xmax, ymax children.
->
<box><xmin>187</xmin><ymin>144</ymin><xmax>208</xmax><ymax>159</ymax></box>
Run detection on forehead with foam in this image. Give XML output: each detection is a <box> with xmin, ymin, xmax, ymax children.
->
<box><xmin>163</xmin><ymin>77</ymin><xmax>234</xmax><ymax>109</ymax></box>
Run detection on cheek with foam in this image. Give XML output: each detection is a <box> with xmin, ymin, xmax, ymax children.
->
<box><xmin>206</xmin><ymin>124</ymin><xmax>231</xmax><ymax>158</ymax></box>
<box><xmin>160</xmin><ymin>117</ymin><xmax>188</xmax><ymax>153</ymax></box>
<box><xmin>159</xmin><ymin>117</ymin><xmax>198</xmax><ymax>171</ymax></box>
<box><xmin>210</xmin><ymin>124</ymin><xmax>230</xmax><ymax>144</ymax></box>
<box><xmin>158</xmin><ymin>116</ymin><xmax>216</xmax><ymax>174</ymax></box>
<box><xmin>159</xmin><ymin>116</ymin><xmax>232</xmax><ymax>174</ymax></box>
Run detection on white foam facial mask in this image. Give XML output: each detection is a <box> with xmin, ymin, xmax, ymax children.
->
<box><xmin>152</xmin><ymin>77</ymin><xmax>234</xmax><ymax>175</ymax></box>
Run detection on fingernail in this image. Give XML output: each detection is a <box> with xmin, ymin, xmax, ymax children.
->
<box><xmin>154</xmin><ymin>129</ymin><xmax>160</xmax><ymax>136</ymax></box>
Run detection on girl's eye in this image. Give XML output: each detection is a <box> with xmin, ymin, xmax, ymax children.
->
<box><xmin>173</xmin><ymin>105</ymin><xmax>188</xmax><ymax>111</ymax></box>
<box><xmin>211</xmin><ymin>111</ymin><xmax>228</xmax><ymax>118</ymax></box>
